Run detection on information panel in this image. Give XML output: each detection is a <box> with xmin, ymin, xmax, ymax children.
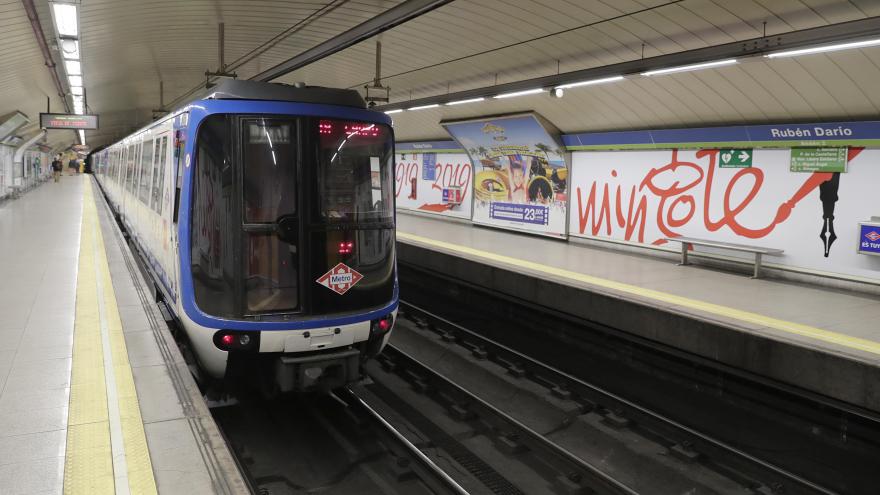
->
<box><xmin>789</xmin><ymin>147</ymin><xmax>848</xmax><ymax>173</ymax></box>
<box><xmin>39</xmin><ymin>113</ymin><xmax>98</xmax><ymax>130</ymax></box>
<box><xmin>443</xmin><ymin>113</ymin><xmax>568</xmax><ymax>238</ymax></box>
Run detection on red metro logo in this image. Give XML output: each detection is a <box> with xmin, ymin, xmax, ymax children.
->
<box><xmin>866</xmin><ymin>231</ymin><xmax>880</xmax><ymax>242</ymax></box>
<box><xmin>316</xmin><ymin>263</ymin><xmax>363</xmax><ymax>295</ymax></box>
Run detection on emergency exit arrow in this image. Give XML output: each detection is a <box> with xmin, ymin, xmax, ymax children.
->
<box><xmin>738</xmin><ymin>150</ymin><xmax>750</xmax><ymax>162</ymax></box>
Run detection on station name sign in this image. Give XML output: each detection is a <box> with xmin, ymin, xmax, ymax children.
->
<box><xmin>563</xmin><ymin>120</ymin><xmax>880</xmax><ymax>151</ymax></box>
<box><xmin>40</xmin><ymin>113</ymin><xmax>98</xmax><ymax>130</ymax></box>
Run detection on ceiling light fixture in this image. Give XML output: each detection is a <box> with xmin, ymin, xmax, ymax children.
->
<box><xmin>70</xmin><ymin>86</ymin><xmax>83</xmax><ymax>96</ymax></box>
<box><xmin>408</xmin><ymin>104</ymin><xmax>439</xmax><ymax>111</ymax></box>
<box><xmin>65</xmin><ymin>60</ymin><xmax>81</xmax><ymax>76</ymax></box>
<box><xmin>384</xmin><ymin>109</ymin><xmax>404</xmax><ymax>114</ymax></box>
<box><xmin>765</xmin><ymin>38</ymin><xmax>880</xmax><ymax>58</ymax></box>
<box><xmin>494</xmin><ymin>88</ymin><xmax>545</xmax><ymax>99</ymax></box>
<box><xmin>61</xmin><ymin>39</ymin><xmax>79</xmax><ymax>60</ymax></box>
<box><xmin>51</xmin><ymin>2</ymin><xmax>78</xmax><ymax>37</ymax></box>
<box><xmin>68</xmin><ymin>75</ymin><xmax>82</xmax><ymax>87</ymax></box>
<box><xmin>641</xmin><ymin>58</ymin><xmax>737</xmax><ymax>76</ymax></box>
<box><xmin>446</xmin><ymin>97</ymin><xmax>485</xmax><ymax>106</ymax></box>
<box><xmin>556</xmin><ymin>75</ymin><xmax>624</xmax><ymax>89</ymax></box>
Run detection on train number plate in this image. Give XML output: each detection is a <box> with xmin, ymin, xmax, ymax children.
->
<box><xmin>316</xmin><ymin>263</ymin><xmax>363</xmax><ymax>295</ymax></box>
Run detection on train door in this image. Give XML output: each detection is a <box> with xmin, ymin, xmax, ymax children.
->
<box><xmin>238</xmin><ymin>117</ymin><xmax>301</xmax><ymax>315</ymax></box>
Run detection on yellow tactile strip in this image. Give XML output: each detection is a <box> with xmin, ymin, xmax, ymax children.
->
<box><xmin>65</xmin><ymin>180</ymin><xmax>158</xmax><ymax>494</ymax></box>
<box><xmin>398</xmin><ymin>231</ymin><xmax>880</xmax><ymax>357</ymax></box>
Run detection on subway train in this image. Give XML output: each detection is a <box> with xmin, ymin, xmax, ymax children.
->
<box><xmin>93</xmin><ymin>80</ymin><xmax>398</xmax><ymax>393</ymax></box>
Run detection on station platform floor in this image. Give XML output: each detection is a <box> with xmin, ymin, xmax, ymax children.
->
<box><xmin>396</xmin><ymin>212</ymin><xmax>880</xmax><ymax>411</ymax></box>
<box><xmin>0</xmin><ymin>176</ymin><xmax>246</xmax><ymax>494</ymax></box>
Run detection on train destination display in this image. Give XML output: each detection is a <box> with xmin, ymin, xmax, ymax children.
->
<box><xmin>40</xmin><ymin>113</ymin><xmax>99</xmax><ymax>130</ymax></box>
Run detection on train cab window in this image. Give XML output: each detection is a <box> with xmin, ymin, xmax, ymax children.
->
<box><xmin>139</xmin><ymin>138</ymin><xmax>154</xmax><ymax>204</ymax></box>
<box><xmin>242</xmin><ymin>120</ymin><xmax>298</xmax><ymax>314</ymax></box>
<box><xmin>243</xmin><ymin>121</ymin><xmax>296</xmax><ymax>223</ymax></box>
<box><xmin>314</xmin><ymin>119</ymin><xmax>394</xmax><ymax>224</ymax></box>
<box><xmin>191</xmin><ymin>115</ymin><xmax>236</xmax><ymax>318</ymax></box>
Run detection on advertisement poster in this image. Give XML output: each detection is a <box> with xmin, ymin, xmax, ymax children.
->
<box><xmin>568</xmin><ymin>148</ymin><xmax>880</xmax><ymax>280</ymax></box>
<box><xmin>443</xmin><ymin>114</ymin><xmax>568</xmax><ymax>238</ymax></box>
<box><xmin>394</xmin><ymin>152</ymin><xmax>473</xmax><ymax>220</ymax></box>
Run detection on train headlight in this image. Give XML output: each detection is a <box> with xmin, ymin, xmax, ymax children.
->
<box><xmin>370</xmin><ymin>314</ymin><xmax>394</xmax><ymax>336</ymax></box>
<box><xmin>213</xmin><ymin>331</ymin><xmax>260</xmax><ymax>351</ymax></box>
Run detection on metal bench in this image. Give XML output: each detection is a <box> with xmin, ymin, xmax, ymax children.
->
<box><xmin>664</xmin><ymin>236</ymin><xmax>784</xmax><ymax>279</ymax></box>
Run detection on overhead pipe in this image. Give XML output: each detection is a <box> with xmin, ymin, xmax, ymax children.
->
<box><xmin>251</xmin><ymin>0</ymin><xmax>453</xmax><ymax>82</ymax></box>
<box><xmin>21</xmin><ymin>0</ymin><xmax>70</xmax><ymax>114</ymax></box>
<box><xmin>377</xmin><ymin>15</ymin><xmax>880</xmax><ymax>111</ymax></box>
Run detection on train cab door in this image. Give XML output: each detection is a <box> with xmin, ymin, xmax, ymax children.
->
<box><xmin>238</xmin><ymin>118</ymin><xmax>302</xmax><ymax>316</ymax></box>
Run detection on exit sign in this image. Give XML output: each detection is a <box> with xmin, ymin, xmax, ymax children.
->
<box><xmin>40</xmin><ymin>113</ymin><xmax>99</xmax><ymax>130</ymax></box>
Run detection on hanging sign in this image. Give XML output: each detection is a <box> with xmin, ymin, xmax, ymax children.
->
<box><xmin>39</xmin><ymin>113</ymin><xmax>99</xmax><ymax>130</ymax></box>
<box><xmin>790</xmin><ymin>147</ymin><xmax>848</xmax><ymax>173</ymax></box>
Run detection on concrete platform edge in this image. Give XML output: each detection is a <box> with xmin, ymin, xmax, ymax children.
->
<box><xmin>398</xmin><ymin>241</ymin><xmax>880</xmax><ymax>413</ymax></box>
<box><xmin>90</xmin><ymin>177</ymin><xmax>250</xmax><ymax>495</ymax></box>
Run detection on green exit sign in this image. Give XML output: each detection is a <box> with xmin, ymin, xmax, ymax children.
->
<box><xmin>719</xmin><ymin>149</ymin><xmax>752</xmax><ymax>168</ymax></box>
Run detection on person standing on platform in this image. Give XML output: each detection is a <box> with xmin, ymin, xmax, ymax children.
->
<box><xmin>68</xmin><ymin>156</ymin><xmax>78</xmax><ymax>175</ymax></box>
<box><xmin>51</xmin><ymin>155</ymin><xmax>62</xmax><ymax>182</ymax></box>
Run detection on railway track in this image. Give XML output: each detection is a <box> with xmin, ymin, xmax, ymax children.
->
<box><xmin>395</xmin><ymin>300</ymin><xmax>834</xmax><ymax>494</ymax></box>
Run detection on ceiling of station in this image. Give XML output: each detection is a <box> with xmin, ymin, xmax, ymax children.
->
<box><xmin>2</xmin><ymin>0</ymin><xmax>879</xmax><ymax>149</ymax></box>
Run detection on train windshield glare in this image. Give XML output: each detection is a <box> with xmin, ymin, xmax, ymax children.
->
<box><xmin>316</xmin><ymin>119</ymin><xmax>394</xmax><ymax>225</ymax></box>
<box><xmin>191</xmin><ymin>115</ymin><xmax>395</xmax><ymax>320</ymax></box>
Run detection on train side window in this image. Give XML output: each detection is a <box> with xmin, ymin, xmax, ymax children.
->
<box><xmin>140</xmin><ymin>137</ymin><xmax>154</xmax><ymax>204</ymax></box>
<box><xmin>158</xmin><ymin>136</ymin><xmax>168</xmax><ymax>215</ymax></box>
<box><xmin>125</xmin><ymin>144</ymin><xmax>136</xmax><ymax>193</ymax></box>
<box><xmin>149</xmin><ymin>138</ymin><xmax>162</xmax><ymax>211</ymax></box>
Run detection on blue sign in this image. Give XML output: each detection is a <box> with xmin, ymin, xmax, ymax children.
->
<box><xmin>858</xmin><ymin>223</ymin><xmax>880</xmax><ymax>256</ymax></box>
<box><xmin>422</xmin><ymin>153</ymin><xmax>437</xmax><ymax>180</ymax></box>
<box><xmin>563</xmin><ymin>120</ymin><xmax>880</xmax><ymax>150</ymax></box>
<box><xmin>489</xmin><ymin>203</ymin><xmax>549</xmax><ymax>225</ymax></box>
<box><xmin>396</xmin><ymin>140</ymin><xmax>463</xmax><ymax>153</ymax></box>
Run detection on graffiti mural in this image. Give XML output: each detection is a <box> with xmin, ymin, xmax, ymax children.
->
<box><xmin>569</xmin><ymin>148</ymin><xmax>880</xmax><ymax>279</ymax></box>
<box><xmin>394</xmin><ymin>152</ymin><xmax>473</xmax><ymax>219</ymax></box>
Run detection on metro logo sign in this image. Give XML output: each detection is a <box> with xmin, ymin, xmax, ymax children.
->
<box><xmin>866</xmin><ymin>231</ymin><xmax>880</xmax><ymax>242</ymax></box>
<box><xmin>316</xmin><ymin>263</ymin><xmax>363</xmax><ymax>295</ymax></box>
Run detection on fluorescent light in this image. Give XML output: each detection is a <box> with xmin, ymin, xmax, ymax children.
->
<box><xmin>494</xmin><ymin>88</ymin><xmax>545</xmax><ymax>99</ymax></box>
<box><xmin>384</xmin><ymin>109</ymin><xmax>404</xmax><ymax>114</ymax></box>
<box><xmin>408</xmin><ymin>104</ymin><xmax>439</xmax><ymax>111</ymax></box>
<box><xmin>641</xmin><ymin>58</ymin><xmax>737</xmax><ymax>76</ymax></box>
<box><xmin>765</xmin><ymin>38</ymin><xmax>880</xmax><ymax>58</ymax></box>
<box><xmin>556</xmin><ymin>75</ymin><xmax>624</xmax><ymax>89</ymax></box>
<box><xmin>70</xmin><ymin>86</ymin><xmax>83</xmax><ymax>96</ymax></box>
<box><xmin>52</xmin><ymin>2</ymin><xmax>78</xmax><ymax>37</ymax></box>
<box><xmin>65</xmin><ymin>60</ymin><xmax>81</xmax><ymax>75</ymax></box>
<box><xmin>446</xmin><ymin>97</ymin><xmax>485</xmax><ymax>106</ymax></box>
<box><xmin>68</xmin><ymin>75</ymin><xmax>82</xmax><ymax>86</ymax></box>
<box><xmin>78</xmin><ymin>130</ymin><xmax>85</xmax><ymax>144</ymax></box>
<box><xmin>60</xmin><ymin>39</ymin><xmax>79</xmax><ymax>60</ymax></box>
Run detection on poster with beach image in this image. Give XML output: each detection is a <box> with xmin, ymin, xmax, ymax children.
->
<box><xmin>443</xmin><ymin>113</ymin><xmax>568</xmax><ymax>238</ymax></box>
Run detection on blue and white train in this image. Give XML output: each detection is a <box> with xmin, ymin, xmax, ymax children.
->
<box><xmin>93</xmin><ymin>80</ymin><xmax>397</xmax><ymax>392</ymax></box>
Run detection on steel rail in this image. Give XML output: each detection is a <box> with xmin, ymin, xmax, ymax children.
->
<box><xmin>380</xmin><ymin>344</ymin><xmax>641</xmax><ymax>495</ymax></box>
<box><xmin>338</xmin><ymin>387</ymin><xmax>470</xmax><ymax>495</ymax></box>
<box><xmin>399</xmin><ymin>300</ymin><xmax>836</xmax><ymax>495</ymax></box>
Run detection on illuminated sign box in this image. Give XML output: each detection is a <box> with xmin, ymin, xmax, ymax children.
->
<box><xmin>39</xmin><ymin>113</ymin><xmax>98</xmax><ymax>130</ymax></box>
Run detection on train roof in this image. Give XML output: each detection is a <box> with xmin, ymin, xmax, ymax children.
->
<box><xmin>199</xmin><ymin>80</ymin><xmax>366</xmax><ymax>109</ymax></box>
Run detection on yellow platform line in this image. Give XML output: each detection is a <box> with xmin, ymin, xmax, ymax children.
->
<box><xmin>397</xmin><ymin>231</ymin><xmax>880</xmax><ymax>357</ymax></box>
<box><xmin>65</xmin><ymin>180</ymin><xmax>158</xmax><ymax>494</ymax></box>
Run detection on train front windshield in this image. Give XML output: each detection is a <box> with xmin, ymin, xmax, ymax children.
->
<box><xmin>191</xmin><ymin>115</ymin><xmax>395</xmax><ymax>319</ymax></box>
